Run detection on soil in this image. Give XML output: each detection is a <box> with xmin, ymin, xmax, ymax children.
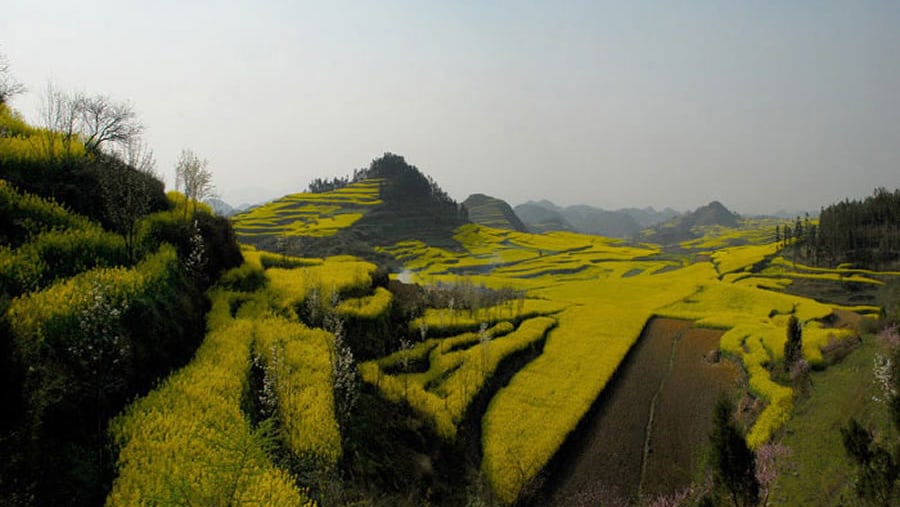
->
<box><xmin>543</xmin><ymin>318</ymin><xmax>738</xmax><ymax>505</ymax></box>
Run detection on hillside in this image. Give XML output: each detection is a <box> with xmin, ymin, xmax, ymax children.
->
<box><xmin>463</xmin><ymin>193</ymin><xmax>529</xmax><ymax>232</ymax></box>
<box><xmin>514</xmin><ymin>201</ymin><xmax>575</xmax><ymax>233</ymax></box>
<box><xmin>564</xmin><ymin>204</ymin><xmax>642</xmax><ymax>238</ymax></box>
<box><xmin>232</xmin><ymin>153</ymin><xmax>469</xmax><ymax>258</ymax></box>
<box><xmin>644</xmin><ymin>200</ymin><xmax>742</xmax><ymax>245</ymax></box>
<box><xmin>0</xmin><ymin>104</ymin><xmax>243</xmax><ymax>505</ymax></box>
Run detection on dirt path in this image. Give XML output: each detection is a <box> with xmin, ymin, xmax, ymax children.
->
<box><xmin>545</xmin><ymin>318</ymin><xmax>737</xmax><ymax>505</ymax></box>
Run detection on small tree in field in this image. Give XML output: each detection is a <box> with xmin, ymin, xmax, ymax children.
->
<box><xmin>784</xmin><ymin>315</ymin><xmax>803</xmax><ymax>373</ymax></box>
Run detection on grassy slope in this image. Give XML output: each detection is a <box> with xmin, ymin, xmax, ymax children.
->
<box><xmin>771</xmin><ymin>336</ymin><xmax>897</xmax><ymax>506</ymax></box>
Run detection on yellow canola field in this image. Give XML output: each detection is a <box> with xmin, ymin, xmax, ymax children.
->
<box><xmin>253</xmin><ymin>316</ymin><xmax>342</xmax><ymax>465</ymax></box>
<box><xmin>376</xmin><ymin>227</ymin><xmax>874</xmax><ymax>504</ymax></box>
<box><xmin>232</xmin><ymin>179</ymin><xmax>383</xmax><ymax>238</ymax></box>
<box><xmin>482</xmin><ymin>262</ymin><xmax>713</xmax><ymax>503</ymax></box>
<box><xmin>107</xmin><ymin>247</ymin><xmax>385</xmax><ymax>505</ymax></box>
<box><xmin>361</xmin><ymin>317</ymin><xmax>556</xmax><ymax>438</ymax></box>
<box><xmin>108</xmin><ymin>292</ymin><xmax>315</xmax><ymax>506</ymax></box>
<box><xmin>266</xmin><ymin>257</ymin><xmax>375</xmax><ymax>312</ymax></box>
<box><xmin>336</xmin><ymin>286</ymin><xmax>393</xmax><ymax>320</ymax></box>
<box><xmin>711</xmin><ymin>242</ymin><xmax>779</xmax><ymax>276</ymax></box>
<box><xmin>409</xmin><ymin>298</ymin><xmax>565</xmax><ymax>336</ymax></box>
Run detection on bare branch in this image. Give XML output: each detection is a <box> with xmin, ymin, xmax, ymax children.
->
<box><xmin>78</xmin><ymin>94</ymin><xmax>143</xmax><ymax>153</ymax></box>
<box><xmin>119</xmin><ymin>138</ymin><xmax>158</xmax><ymax>177</ymax></box>
<box><xmin>175</xmin><ymin>148</ymin><xmax>216</xmax><ymax>218</ymax></box>
<box><xmin>0</xmin><ymin>52</ymin><xmax>26</xmax><ymax>105</ymax></box>
<box><xmin>39</xmin><ymin>83</ymin><xmax>82</xmax><ymax>159</ymax></box>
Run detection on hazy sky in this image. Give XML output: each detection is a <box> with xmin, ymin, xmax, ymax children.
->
<box><xmin>3</xmin><ymin>1</ymin><xmax>899</xmax><ymax>214</ymax></box>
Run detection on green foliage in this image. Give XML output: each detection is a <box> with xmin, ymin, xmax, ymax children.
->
<box><xmin>710</xmin><ymin>396</ymin><xmax>760</xmax><ymax>507</ymax></box>
<box><xmin>0</xmin><ymin>227</ymin><xmax>127</xmax><ymax>296</ymax></box>
<box><xmin>841</xmin><ymin>418</ymin><xmax>899</xmax><ymax>506</ymax></box>
<box><xmin>137</xmin><ymin>202</ymin><xmax>243</xmax><ymax>287</ymax></box>
<box><xmin>219</xmin><ymin>261</ymin><xmax>268</xmax><ymax>292</ymax></box>
<box><xmin>0</xmin><ymin>104</ymin><xmax>34</xmax><ymax>136</ymax></box>
<box><xmin>0</xmin><ymin>179</ymin><xmax>93</xmax><ymax>246</ymax></box>
<box><xmin>817</xmin><ymin>188</ymin><xmax>900</xmax><ymax>268</ymax></box>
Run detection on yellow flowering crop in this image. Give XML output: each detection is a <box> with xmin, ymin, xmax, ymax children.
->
<box><xmin>107</xmin><ymin>291</ymin><xmax>314</xmax><ymax>506</ymax></box>
<box><xmin>336</xmin><ymin>286</ymin><xmax>392</xmax><ymax>320</ymax></box>
<box><xmin>253</xmin><ymin>317</ymin><xmax>342</xmax><ymax>465</ymax></box>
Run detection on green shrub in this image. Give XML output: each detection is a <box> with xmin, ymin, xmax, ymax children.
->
<box><xmin>0</xmin><ymin>180</ymin><xmax>92</xmax><ymax>246</ymax></box>
<box><xmin>0</xmin><ymin>228</ymin><xmax>127</xmax><ymax>296</ymax></box>
<box><xmin>219</xmin><ymin>262</ymin><xmax>268</xmax><ymax>292</ymax></box>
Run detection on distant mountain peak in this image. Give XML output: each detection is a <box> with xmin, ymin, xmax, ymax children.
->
<box><xmin>690</xmin><ymin>201</ymin><xmax>740</xmax><ymax>227</ymax></box>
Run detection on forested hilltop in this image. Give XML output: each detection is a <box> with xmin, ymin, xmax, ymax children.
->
<box><xmin>785</xmin><ymin>188</ymin><xmax>900</xmax><ymax>269</ymax></box>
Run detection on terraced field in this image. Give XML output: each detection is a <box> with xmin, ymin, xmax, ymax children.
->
<box><xmin>103</xmin><ymin>205</ymin><xmax>895</xmax><ymax>505</ymax></box>
<box><xmin>368</xmin><ymin>222</ymin><xmax>886</xmax><ymax>503</ymax></box>
<box><xmin>107</xmin><ymin>249</ymin><xmax>379</xmax><ymax>506</ymax></box>
<box><xmin>231</xmin><ymin>179</ymin><xmax>383</xmax><ymax>239</ymax></box>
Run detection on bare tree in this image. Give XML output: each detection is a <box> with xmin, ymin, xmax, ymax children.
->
<box><xmin>78</xmin><ymin>94</ymin><xmax>143</xmax><ymax>154</ymax></box>
<box><xmin>99</xmin><ymin>153</ymin><xmax>160</xmax><ymax>262</ymax></box>
<box><xmin>175</xmin><ymin>148</ymin><xmax>215</xmax><ymax>219</ymax></box>
<box><xmin>118</xmin><ymin>138</ymin><xmax>158</xmax><ymax>177</ymax></box>
<box><xmin>39</xmin><ymin>83</ymin><xmax>82</xmax><ymax>160</ymax></box>
<box><xmin>39</xmin><ymin>83</ymin><xmax>144</xmax><ymax>158</ymax></box>
<box><xmin>0</xmin><ymin>51</ymin><xmax>26</xmax><ymax>105</ymax></box>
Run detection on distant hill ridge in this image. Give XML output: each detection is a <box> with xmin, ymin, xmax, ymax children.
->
<box><xmin>686</xmin><ymin>200</ymin><xmax>740</xmax><ymax>227</ymax></box>
<box><xmin>643</xmin><ymin>200</ymin><xmax>742</xmax><ymax>245</ymax></box>
<box><xmin>513</xmin><ymin>200</ymin><xmax>678</xmax><ymax>238</ymax></box>
<box><xmin>463</xmin><ymin>193</ymin><xmax>528</xmax><ymax>232</ymax></box>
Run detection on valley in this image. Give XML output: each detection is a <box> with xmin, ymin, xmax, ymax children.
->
<box><xmin>2</xmin><ymin>111</ymin><xmax>899</xmax><ymax>506</ymax></box>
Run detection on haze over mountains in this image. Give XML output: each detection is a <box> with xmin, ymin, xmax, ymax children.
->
<box><xmin>220</xmin><ymin>168</ymin><xmax>790</xmax><ymax>247</ymax></box>
<box><xmin>513</xmin><ymin>200</ymin><xmax>680</xmax><ymax>238</ymax></box>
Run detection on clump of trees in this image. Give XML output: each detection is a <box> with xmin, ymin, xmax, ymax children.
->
<box><xmin>307</xmin><ymin>152</ymin><xmax>461</xmax><ymax>211</ymax></box>
<box><xmin>308</xmin><ymin>175</ymin><xmax>353</xmax><ymax>193</ymax></box>
<box><xmin>777</xmin><ymin>188</ymin><xmax>900</xmax><ymax>269</ymax></box>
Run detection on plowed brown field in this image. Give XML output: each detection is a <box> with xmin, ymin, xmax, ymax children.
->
<box><xmin>546</xmin><ymin>318</ymin><xmax>738</xmax><ymax>505</ymax></box>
